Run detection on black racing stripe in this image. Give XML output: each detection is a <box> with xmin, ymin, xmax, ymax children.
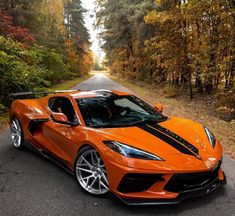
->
<box><xmin>148</xmin><ymin>123</ymin><xmax>199</xmax><ymax>156</ymax></box>
<box><xmin>138</xmin><ymin>125</ymin><xmax>196</xmax><ymax>157</ymax></box>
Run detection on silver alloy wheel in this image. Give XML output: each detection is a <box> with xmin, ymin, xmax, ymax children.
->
<box><xmin>75</xmin><ymin>149</ymin><xmax>109</xmax><ymax>195</ymax></box>
<box><xmin>10</xmin><ymin>118</ymin><xmax>22</xmax><ymax>148</ymax></box>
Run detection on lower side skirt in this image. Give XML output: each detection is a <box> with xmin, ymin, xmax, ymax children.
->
<box><xmin>24</xmin><ymin>141</ymin><xmax>74</xmax><ymax>175</ymax></box>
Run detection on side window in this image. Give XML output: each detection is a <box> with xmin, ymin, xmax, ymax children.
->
<box><xmin>48</xmin><ymin>97</ymin><xmax>78</xmax><ymax>123</ymax></box>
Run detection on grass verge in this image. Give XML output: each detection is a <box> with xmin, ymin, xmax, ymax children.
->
<box><xmin>109</xmin><ymin>73</ymin><xmax>235</xmax><ymax>159</ymax></box>
<box><xmin>48</xmin><ymin>73</ymin><xmax>92</xmax><ymax>91</ymax></box>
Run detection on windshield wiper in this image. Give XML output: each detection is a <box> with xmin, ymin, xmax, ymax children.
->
<box><xmin>90</xmin><ymin>116</ymin><xmax>168</xmax><ymax>128</ymax></box>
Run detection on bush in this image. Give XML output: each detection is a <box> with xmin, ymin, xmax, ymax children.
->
<box><xmin>38</xmin><ymin>49</ymin><xmax>71</xmax><ymax>82</ymax></box>
<box><xmin>0</xmin><ymin>36</ymin><xmax>70</xmax><ymax>106</ymax></box>
<box><xmin>163</xmin><ymin>84</ymin><xmax>180</xmax><ymax>98</ymax></box>
<box><xmin>0</xmin><ymin>51</ymin><xmax>49</xmax><ymax>105</ymax></box>
<box><xmin>0</xmin><ymin>103</ymin><xmax>6</xmax><ymax>112</ymax></box>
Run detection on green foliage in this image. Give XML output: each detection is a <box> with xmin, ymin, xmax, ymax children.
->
<box><xmin>0</xmin><ymin>36</ymin><xmax>71</xmax><ymax>106</ymax></box>
<box><xmin>0</xmin><ymin>0</ymin><xmax>94</xmax><ymax>107</ymax></box>
<box><xmin>0</xmin><ymin>103</ymin><xmax>6</xmax><ymax>112</ymax></box>
<box><xmin>0</xmin><ymin>0</ymin><xmax>93</xmax><ymax>107</ymax></box>
<box><xmin>37</xmin><ymin>48</ymin><xmax>71</xmax><ymax>82</ymax></box>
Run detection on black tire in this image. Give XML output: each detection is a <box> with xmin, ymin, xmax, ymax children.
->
<box><xmin>10</xmin><ymin>117</ymin><xmax>25</xmax><ymax>150</ymax></box>
<box><xmin>74</xmin><ymin>145</ymin><xmax>109</xmax><ymax>196</ymax></box>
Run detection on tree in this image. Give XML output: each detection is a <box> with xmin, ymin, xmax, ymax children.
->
<box><xmin>0</xmin><ymin>0</ymin><xmax>93</xmax><ymax>107</ymax></box>
<box><xmin>64</xmin><ymin>0</ymin><xmax>93</xmax><ymax>75</ymax></box>
<box><xmin>0</xmin><ymin>10</ymin><xmax>36</xmax><ymax>44</ymax></box>
<box><xmin>97</xmin><ymin>0</ymin><xmax>235</xmax><ymax>97</ymax></box>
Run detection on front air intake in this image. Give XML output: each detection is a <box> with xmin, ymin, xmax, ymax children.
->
<box><xmin>164</xmin><ymin>163</ymin><xmax>221</xmax><ymax>193</ymax></box>
<box><xmin>118</xmin><ymin>173</ymin><xmax>164</xmax><ymax>193</ymax></box>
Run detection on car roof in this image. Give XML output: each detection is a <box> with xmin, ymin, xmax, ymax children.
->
<box><xmin>52</xmin><ymin>89</ymin><xmax>130</xmax><ymax>99</ymax></box>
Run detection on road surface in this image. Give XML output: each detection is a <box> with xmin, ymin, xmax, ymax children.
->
<box><xmin>0</xmin><ymin>74</ymin><xmax>235</xmax><ymax>216</ymax></box>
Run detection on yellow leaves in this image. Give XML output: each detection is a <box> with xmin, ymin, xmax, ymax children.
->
<box><xmin>144</xmin><ymin>11</ymin><xmax>172</xmax><ymax>24</ymax></box>
<box><xmin>144</xmin><ymin>11</ymin><xmax>158</xmax><ymax>24</ymax></box>
<box><xmin>36</xmin><ymin>0</ymin><xmax>66</xmax><ymax>39</ymax></box>
<box><xmin>82</xmin><ymin>50</ymin><xmax>94</xmax><ymax>74</ymax></box>
<box><xmin>155</xmin><ymin>0</ymin><xmax>162</xmax><ymax>5</ymax></box>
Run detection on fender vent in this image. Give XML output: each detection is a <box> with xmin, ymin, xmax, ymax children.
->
<box><xmin>28</xmin><ymin>118</ymin><xmax>49</xmax><ymax>134</ymax></box>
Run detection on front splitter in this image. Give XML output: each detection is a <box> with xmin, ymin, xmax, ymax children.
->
<box><xmin>115</xmin><ymin>173</ymin><xmax>227</xmax><ymax>205</ymax></box>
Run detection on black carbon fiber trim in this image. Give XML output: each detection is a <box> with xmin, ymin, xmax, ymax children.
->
<box><xmin>115</xmin><ymin>175</ymin><xmax>226</xmax><ymax>205</ymax></box>
<box><xmin>28</xmin><ymin>118</ymin><xmax>49</xmax><ymax>134</ymax></box>
<box><xmin>117</xmin><ymin>173</ymin><xmax>164</xmax><ymax>193</ymax></box>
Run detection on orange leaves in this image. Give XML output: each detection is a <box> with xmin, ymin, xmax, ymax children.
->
<box><xmin>65</xmin><ymin>38</ymin><xmax>93</xmax><ymax>75</ymax></box>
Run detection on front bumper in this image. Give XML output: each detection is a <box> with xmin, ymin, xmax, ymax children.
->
<box><xmin>107</xmin><ymin>159</ymin><xmax>226</xmax><ymax>205</ymax></box>
<box><xmin>116</xmin><ymin>172</ymin><xmax>226</xmax><ymax>205</ymax></box>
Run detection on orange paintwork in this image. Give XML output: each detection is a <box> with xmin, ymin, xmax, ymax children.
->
<box><xmin>9</xmin><ymin>90</ymin><xmax>225</xmax><ymax>201</ymax></box>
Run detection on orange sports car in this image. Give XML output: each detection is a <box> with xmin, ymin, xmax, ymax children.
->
<box><xmin>9</xmin><ymin>89</ymin><xmax>226</xmax><ymax>205</ymax></box>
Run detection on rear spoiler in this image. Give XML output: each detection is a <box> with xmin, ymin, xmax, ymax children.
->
<box><xmin>9</xmin><ymin>90</ymin><xmax>80</xmax><ymax>100</ymax></box>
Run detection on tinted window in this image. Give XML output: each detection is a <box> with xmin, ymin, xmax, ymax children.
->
<box><xmin>49</xmin><ymin>97</ymin><xmax>78</xmax><ymax>123</ymax></box>
<box><xmin>76</xmin><ymin>95</ymin><xmax>167</xmax><ymax>128</ymax></box>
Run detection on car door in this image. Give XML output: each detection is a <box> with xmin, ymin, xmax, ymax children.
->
<box><xmin>41</xmin><ymin>96</ymin><xmax>80</xmax><ymax>167</ymax></box>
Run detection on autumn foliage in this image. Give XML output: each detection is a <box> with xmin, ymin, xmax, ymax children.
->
<box><xmin>0</xmin><ymin>11</ymin><xmax>36</xmax><ymax>44</ymax></box>
<box><xmin>0</xmin><ymin>0</ymin><xmax>93</xmax><ymax>109</ymax></box>
<box><xmin>97</xmin><ymin>0</ymin><xmax>234</xmax><ymax>98</ymax></box>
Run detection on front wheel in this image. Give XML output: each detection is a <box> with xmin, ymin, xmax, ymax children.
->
<box><xmin>10</xmin><ymin>117</ymin><xmax>24</xmax><ymax>150</ymax></box>
<box><xmin>74</xmin><ymin>146</ymin><xmax>109</xmax><ymax>196</ymax></box>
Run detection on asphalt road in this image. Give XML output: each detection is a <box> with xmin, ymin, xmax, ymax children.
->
<box><xmin>0</xmin><ymin>74</ymin><xmax>235</xmax><ymax>216</ymax></box>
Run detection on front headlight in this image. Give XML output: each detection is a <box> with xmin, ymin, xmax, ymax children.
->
<box><xmin>204</xmin><ymin>127</ymin><xmax>216</xmax><ymax>148</ymax></box>
<box><xmin>103</xmin><ymin>140</ymin><xmax>163</xmax><ymax>161</ymax></box>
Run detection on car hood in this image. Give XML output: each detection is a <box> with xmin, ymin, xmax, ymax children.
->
<box><xmin>98</xmin><ymin>117</ymin><xmax>221</xmax><ymax>170</ymax></box>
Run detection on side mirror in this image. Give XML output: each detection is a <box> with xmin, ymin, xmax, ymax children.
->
<box><xmin>51</xmin><ymin>113</ymin><xmax>68</xmax><ymax>124</ymax></box>
<box><xmin>154</xmin><ymin>103</ymin><xmax>163</xmax><ymax>113</ymax></box>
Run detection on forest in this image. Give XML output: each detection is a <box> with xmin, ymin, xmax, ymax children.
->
<box><xmin>96</xmin><ymin>0</ymin><xmax>234</xmax><ymax>99</ymax></box>
<box><xmin>0</xmin><ymin>0</ymin><xmax>92</xmax><ymax>108</ymax></box>
<box><xmin>0</xmin><ymin>0</ymin><xmax>234</xmax><ymax>111</ymax></box>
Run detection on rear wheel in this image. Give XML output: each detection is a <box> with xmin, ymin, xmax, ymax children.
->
<box><xmin>10</xmin><ymin>117</ymin><xmax>24</xmax><ymax>150</ymax></box>
<box><xmin>75</xmin><ymin>146</ymin><xmax>109</xmax><ymax>195</ymax></box>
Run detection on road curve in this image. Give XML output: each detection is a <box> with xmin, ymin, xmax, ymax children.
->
<box><xmin>0</xmin><ymin>74</ymin><xmax>235</xmax><ymax>216</ymax></box>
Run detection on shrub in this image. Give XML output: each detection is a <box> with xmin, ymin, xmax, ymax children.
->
<box><xmin>163</xmin><ymin>84</ymin><xmax>180</xmax><ymax>98</ymax></box>
<box><xmin>38</xmin><ymin>49</ymin><xmax>71</xmax><ymax>82</ymax></box>
<box><xmin>0</xmin><ymin>50</ymin><xmax>49</xmax><ymax>106</ymax></box>
<box><xmin>0</xmin><ymin>36</ymin><xmax>70</xmax><ymax>106</ymax></box>
<box><xmin>0</xmin><ymin>103</ymin><xmax>6</xmax><ymax>112</ymax></box>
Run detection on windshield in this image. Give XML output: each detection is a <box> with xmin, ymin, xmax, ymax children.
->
<box><xmin>76</xmin><ymin>95</ymin><xmax>167</xmax><ymax>128</ymax></box>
